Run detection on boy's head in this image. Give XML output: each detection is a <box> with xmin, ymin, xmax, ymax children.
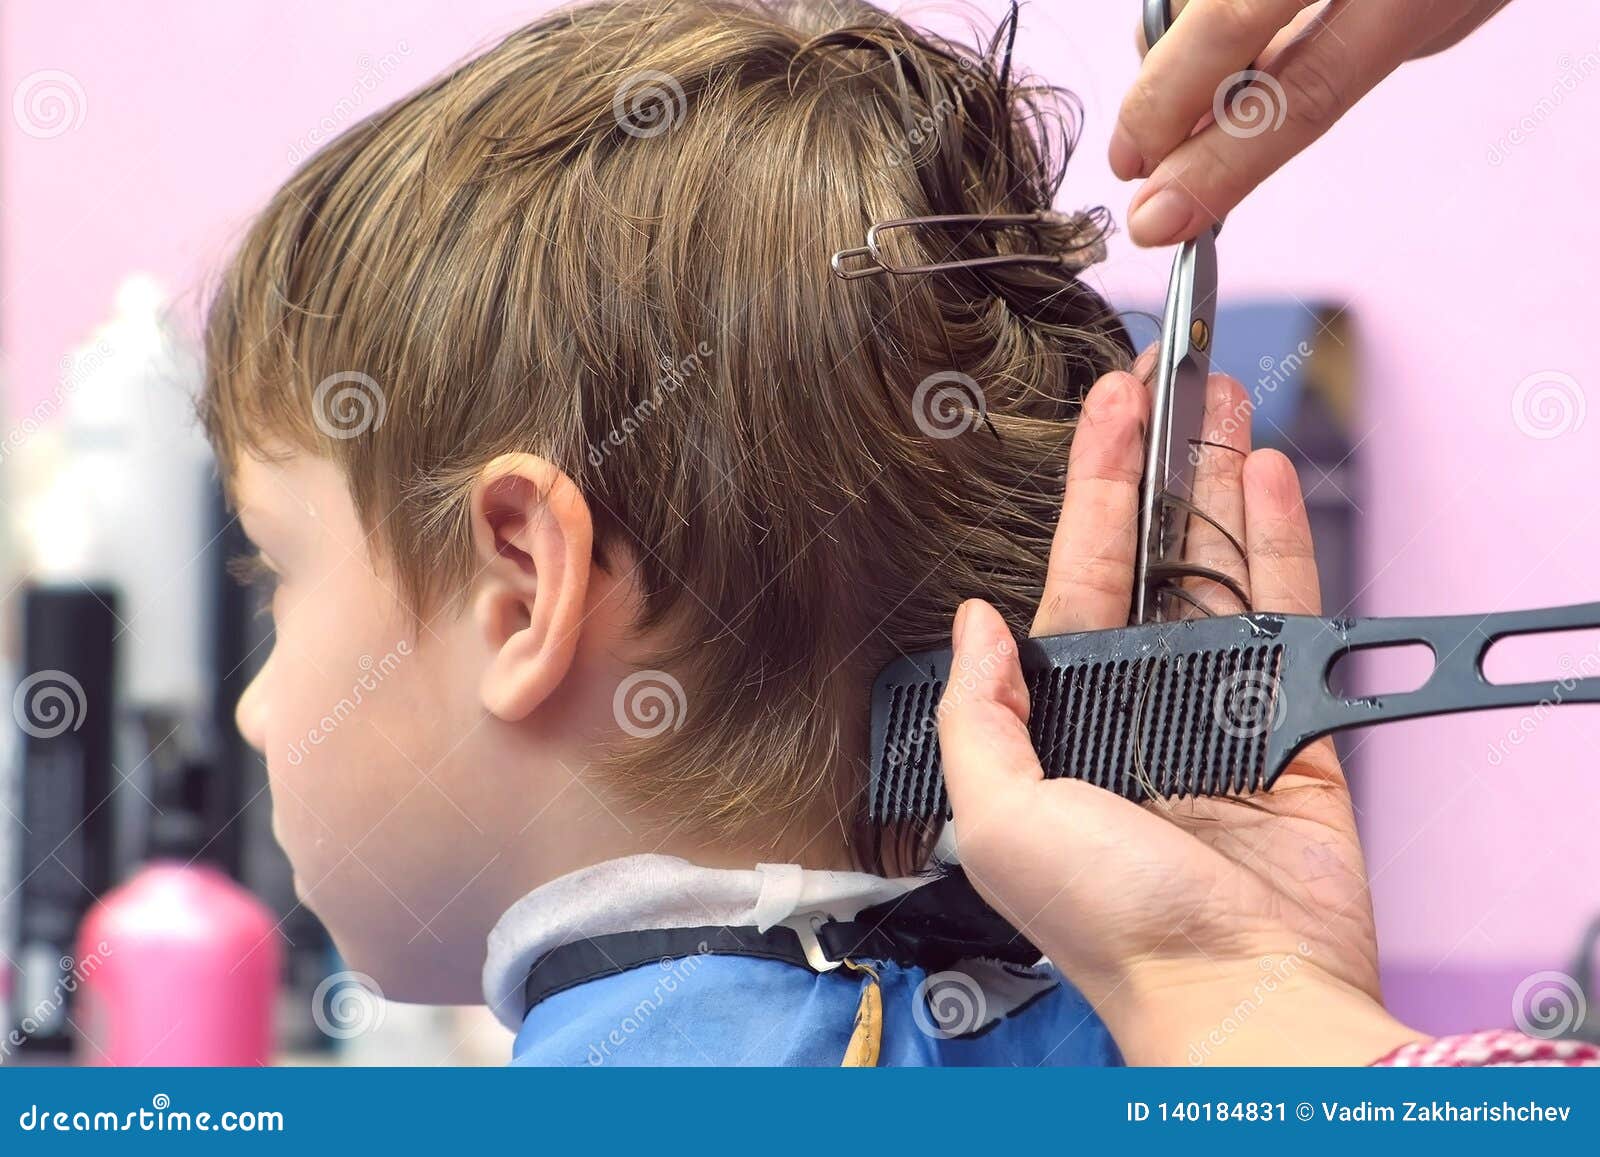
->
<box><xmin>203</xmin><ymin>0</ymin><xmax>1129</xmax><ymax>1002</ymax></box>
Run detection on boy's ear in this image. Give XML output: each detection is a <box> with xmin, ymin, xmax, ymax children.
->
<box><xmin>469</xmin><ymin>453</ymin><xmax>594</xmax><ymax>721</ymax></box>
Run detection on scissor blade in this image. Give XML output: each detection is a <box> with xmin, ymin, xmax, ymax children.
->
<box><xmin>1133</xmin><ymin>229</ymin><xmax>1218</xmax><ymax>623</ymax></box>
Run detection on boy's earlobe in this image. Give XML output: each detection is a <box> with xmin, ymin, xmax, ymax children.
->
<box><xmin>469</xmin><ymin>454</ymin><xmax>594</xmax><ymax>722</ymax></box>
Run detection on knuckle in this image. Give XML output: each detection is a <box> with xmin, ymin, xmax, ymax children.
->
<box><xmin>1252</xmin><ymin>522</ymin><xmax>1315</xmax><ymax>563</ymax></box>
<box><xmin>1208</xmin><ymin>0</ymin><xmax>1266</xmax><ymax>50</ymax></box>
<box><xmin>1184</xmin><ymin>130</ymin><xmax>1246</xmax><ymax>212</ymax></box>
<box><xmin>1119</xmin><ymin>71</ymin><xmax>1166</xmax><ymax>144</ymax></box>
<box><xmin>1195</xmin><ymin>444</ymin><xmax>1248</xmax><ymax>486</ymax></box>
<box><xmin>1066</xmin><ymin>553</ymin><xmax>1134</xmax><ymax>602</ymax></box>
<box><xmin>1280</xmin><ymin>49</ymin><xmax>1349</xmax><ymax>131</ymax></box>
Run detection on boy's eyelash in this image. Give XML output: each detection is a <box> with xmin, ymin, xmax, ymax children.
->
<box><xmin>227</xmin><ymin>552</ymin><xmax>279</xmax><ymax>616</ymax></box>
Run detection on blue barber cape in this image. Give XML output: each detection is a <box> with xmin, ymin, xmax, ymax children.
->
<box><xmin>511</xmin><ymin>953</ymin><xmax>1122</xmax><ymax>1067</ymax></box>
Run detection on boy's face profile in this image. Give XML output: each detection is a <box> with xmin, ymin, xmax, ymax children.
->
<box><xmin>229</xmin><ymin>448</ymin><xmax>644</xmax><ymax>1003</ymax></box>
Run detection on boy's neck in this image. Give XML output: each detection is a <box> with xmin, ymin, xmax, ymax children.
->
<box><xmin>646</xmin><ymin>813</ymin><xmax>857</xmax><ymax>875</ymax></box>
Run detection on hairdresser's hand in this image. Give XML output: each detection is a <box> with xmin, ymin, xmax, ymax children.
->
<box><xmin>1113</xmin><ymin>0</ymin><xmax>1511</xmax><ymax>245</ymax></box>
<box><xmin>939</xmin><ymin>369</ymin><xmax>1424</xmax><ymax>1065</ymax></box>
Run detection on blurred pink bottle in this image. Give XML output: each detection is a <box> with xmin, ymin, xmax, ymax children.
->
<box><xmin>76</xmin><ymin>863</ymin><xmax>280</xmax><ymax>1065</ymax></box>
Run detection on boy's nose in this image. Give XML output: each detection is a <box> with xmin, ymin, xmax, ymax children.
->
<box><xmin>235</xmin><ymin>660</ymin><xmax>269</xmax><ymax>755</ymax></box>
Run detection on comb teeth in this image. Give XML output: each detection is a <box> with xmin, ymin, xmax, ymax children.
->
<box><xmin>870</xmin><ymin>643</ymin><xmax>1285</xmax><ymax>825</ymax></box>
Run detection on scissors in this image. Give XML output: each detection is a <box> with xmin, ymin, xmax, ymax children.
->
<box><xmin>1131</xmin><ymin>0</ymin><xmax>1224</xmax><ymax>623</ymax></box>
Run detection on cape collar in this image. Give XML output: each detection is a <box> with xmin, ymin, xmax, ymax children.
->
<box><xmin>481</xmin><ymin>854</ymin><xmax>923</xmax><ymax>1030</ymax></box>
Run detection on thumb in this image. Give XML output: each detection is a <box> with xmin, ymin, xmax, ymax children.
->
<box><xmin>937</xmin><ymin>600</ymin><xmax>1043</xmax><ymax>831</ymax></box>
<box><xmin>1129</xmin><ymin>13</ymin><xmax>1403</xmax><ymax>246</ymax></box>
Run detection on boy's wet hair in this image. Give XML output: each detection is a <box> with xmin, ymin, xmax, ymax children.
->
<box><xmin>201</xmin><ymin>0</ymin><xmax>1132</xmax><ymax>871</ymax></box>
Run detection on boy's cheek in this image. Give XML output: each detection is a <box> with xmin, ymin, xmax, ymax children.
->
<box><xmin>253</xmin><ymin>535</ymin><xmax>489</xmax><ymax>911</ymax></box>
<box><xmin>256</xmin><ymin>642</ymin><xmax>450</xmax><ymax>890</ymax></box>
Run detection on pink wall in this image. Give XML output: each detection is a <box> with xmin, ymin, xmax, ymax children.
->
<box><xmin>6</xmin><ymin>1</ymin><xmax>1599</xmax><ymax>1031</ymax></box>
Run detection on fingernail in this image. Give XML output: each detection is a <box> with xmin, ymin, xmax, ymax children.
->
<box><xmin>1129</xmin><ymin>185</ymin><xmax>1197</xmax><ymax>246</ymax></box>
<box><xmin>1108</xmin><ymin>125</ymin><xmax>1143</xmax><ymax>180</ymax></box>
<box><xmin>953</xmin><ymin>601</ymin><xmax>972</xmax><ymax>650</ymax></box>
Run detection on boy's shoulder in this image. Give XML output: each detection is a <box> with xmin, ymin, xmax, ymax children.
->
<box><xmin>512</xmin><ymin>951</ymin><xmax>1119</xmax><ymax>1067</ymax></box>
<box><xmin>491</xmin><ymin>855</ymin><xmax>1122</xmax><ymax>1067</ymax></box>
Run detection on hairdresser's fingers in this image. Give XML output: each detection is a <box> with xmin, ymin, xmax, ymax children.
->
<box><xmin>1241</xmin><ymin>450</ymin><xmax>1351</xmax><ymax>789</ymax></box>
<box><xmin>1127</xmin><ymin>4</ymin><xmax>1412</xmax><ymax>246</ymax></box>
<box><xmin>1179</xmin><ymin>374</ymin><xmax>1253</xmax><ymax>615</ymax></box>
<box><xmin>1131</xmin><ymin>342</ymin><xmax>1158</xmax><ymax>380</ymax></box>
<box><xmin>1033</xmin><ymin>372</ymin><xmax>1150</xmax><ymax>636</ymax></box>
<box><xmin>1114</xmin><ymin>0</ymin><xmax>1319</xmax><ymax>180</ymax></box>
<box><xmin>1240</xmin><ymin>449</ymin><xmax>1319</xmax><ymax>617</ymax></box>
<box><xmin>939</xmin><ymin>601</ymin><xmax>1042</xmax><ymax>839</ymax></box>
<box><xmin>941</xmin><ymin>600</ymin><xmax>1174</xmax><ymax>943</ymax></box>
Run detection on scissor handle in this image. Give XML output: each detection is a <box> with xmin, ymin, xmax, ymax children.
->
<box><xmin>1143</xmin><ymin>0</ymin><xmax>1174</xmax><ymax>49</ymax></box>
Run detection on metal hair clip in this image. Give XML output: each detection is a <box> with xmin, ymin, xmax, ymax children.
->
<box><xmin>830</xmin><ymin>209</ymin><xmax>1108</xmax><ymax>281</ymax></box>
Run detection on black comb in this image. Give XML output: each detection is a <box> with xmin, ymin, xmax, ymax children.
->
<box><xmin>869</xmin><ymin>601</ymin><xmax>1600</xmax><ymax>825</ymax></box>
